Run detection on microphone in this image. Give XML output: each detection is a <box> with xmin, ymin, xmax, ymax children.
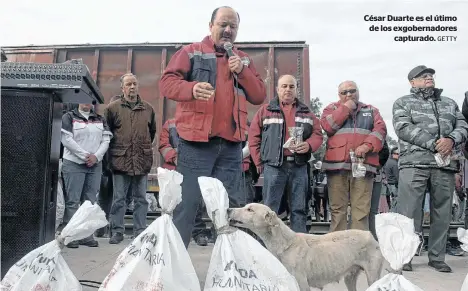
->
<box><xmin>224</xmin><ymin>42</ymin><xmax>235</xmax><ymax>57</ymax></box>
<box><xmin>224</xmin><ymin>42</ymin><xmax>238</xmax><ymax>79</ymax></box>
<box><xmin>224</xmin><ymin>42</ymin><xmax>240</xmax><ymax>140</ymax></box>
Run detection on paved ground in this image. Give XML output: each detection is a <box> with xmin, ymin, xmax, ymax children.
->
<box><xmin>63</xmin><ymin>238</ymin><xmax>468</xmax><ymax>291</ymax></box>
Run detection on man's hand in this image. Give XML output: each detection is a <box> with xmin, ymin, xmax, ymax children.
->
<box><xmin>256</xmin><ymin>165</ymin><xmax>263</xmax><ymax>175</ymax></box>
<box><xmin>192</xmin><ymin>82</ymin><xmax>215</xmax><ymax>101</ymax></box>
<box><xmin>435</xmin><ymin>138</ymin><xmax>454</xmax><ymax>156</ymax></box>
<box><xmin>86</xmin><ymin>154</ymin><xmax>98</xmax><ymax>167</ymax></box>
<box><xmin>228</xmin><ymin>56</ymin><xmax>244</xmax><ymax>74</ymax></box>
<box><xmin>294</xmin><ymin>142</ymin><xmax>310</xmax><ymax>154</ymax></box>
<box><xmin>344</xmin><ymin>99</ymin><xmax>357</xmax><ymax>110</ymax></box>
<box><xmin>355</xmin><ymin>144</ymin><xmax>371</xmax><ymax>157</ymax></box>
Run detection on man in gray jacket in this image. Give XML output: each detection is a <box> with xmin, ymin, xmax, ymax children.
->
<box><xmin>393</xmin><ymin>65</ymin><xmax>468</xmax><ymax>273</ymax></box>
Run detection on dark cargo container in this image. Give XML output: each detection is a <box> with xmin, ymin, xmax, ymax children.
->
<box><xmin>3</xmin><ymin>41</ymin><xmax>310</xmax><ymax>178</ymax></box>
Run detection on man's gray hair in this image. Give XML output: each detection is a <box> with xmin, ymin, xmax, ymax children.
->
<box><xmin>120</xmin><ymin>73</ymin><xmax>137</xmax><ymax>86</ymax></box>
<box><xmin>338</xmin><ymin>80</ymin><xmax>358</xmax><ymax>90</ymax></box>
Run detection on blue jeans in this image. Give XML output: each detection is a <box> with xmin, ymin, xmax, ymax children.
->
<box><xmin>172</xmin><ymin>137</ymin><xmax>243</xmax><ymax>248</ymax></box>
<box><xmin>109</xmin><ymin>174</ymin><xmax>148</xmax><ymax>235</ymax></box>
<box><xmin>263</xmin><ymin>162</ymin><xmax>308</xmax><ymax>233</ymax></box>
<box><xmin>62</xmin><ymin>159</ymin><xmax>102</xmax><ymax>223</ymax></box>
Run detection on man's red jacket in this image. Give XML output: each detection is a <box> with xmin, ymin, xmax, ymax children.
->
<box><xmin>320</xmin><ymin>101</ymin><xmax>387</xmax><ymax>173</ymax></box>
<box><xmin>159</xmin><ymin>36</ymin><xmax>266</xmax><ymax>142</ymax></box>
<box><xmin>158</xmin><ymin>119</ymin><xmax>178</xmax><ymax>170</ymax></box>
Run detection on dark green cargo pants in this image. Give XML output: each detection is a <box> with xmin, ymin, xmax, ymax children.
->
<box><xmin>397</xmin><ymin>167</ymin><xmax>454</xmax><ymax>262</ymax></box>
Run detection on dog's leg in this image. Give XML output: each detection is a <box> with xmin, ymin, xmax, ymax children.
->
<box><xmin>344</xmin><ymin>265</ymin><xmax>360</xmax><ymax>291</ymax></box>
<box><xmin>364</xmin><ymin>251</ymin><xmax>384</xmax><ymax>286</ymax></box>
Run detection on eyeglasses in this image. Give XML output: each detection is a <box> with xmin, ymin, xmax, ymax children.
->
<box><xmin>339</xmin><ymin>89</ymin><xmax>357</xmax><ymax>95</ymax></box>
<box><xmin>414</xmin><ymin>73</ymin><xmax>434</xmax><ymax>80</ymax></box>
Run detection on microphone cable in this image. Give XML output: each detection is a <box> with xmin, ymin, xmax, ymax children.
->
<box><xmin>233</xmin><ymin>68</ymin><xmax>248</xmax><ymax>206</ymax></box>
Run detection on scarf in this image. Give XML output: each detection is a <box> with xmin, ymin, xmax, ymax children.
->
<box><xmin>410</xmin><ymin>87</ymin><xmax>435</xmax><ymax>99</ymax></box>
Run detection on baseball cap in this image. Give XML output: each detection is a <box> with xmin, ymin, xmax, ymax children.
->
<box><xmin>408</xmin><ymin>65</ymin><xmax>435</xmax><ymax>81</ymax></box>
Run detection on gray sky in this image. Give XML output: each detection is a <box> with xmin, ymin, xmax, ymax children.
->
<box><xmin>1</xmin><ymin>0</ymin><xmax>467</xmax><ymax>139</ymax></box>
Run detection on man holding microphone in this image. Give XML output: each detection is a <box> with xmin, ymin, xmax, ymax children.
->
<box><xmin>159</xmin><ymin>6</ymin><xmax>266</xmax><ymax>248</ymax></box>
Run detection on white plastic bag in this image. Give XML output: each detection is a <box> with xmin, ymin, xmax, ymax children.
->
<box><xmin>55</xmin><ymin>179</ymin><xmax>65</xmax><ymax>230</ymax></box>
<box><xmin>350</xmin><ymin>150</ymin><xmax>366</xmax><ymax>178</ymax></box>
<box><xmin>366</xmin><ymin>213</ymin><xmax>424</xmax><ymax>291</ymax></box>
<box><xmin>283</xmin><ymin>126</ymin><xmax>304</xmax><ymax>153</ymax></box>
<box><xmin>283</xmin><ymin>137</ymin><xmax>296</xmax><ymax>152</ymax></box>
<box><xmin>434</xmin><ymin>152</ymin><xmax>451</xmax><ymax>167</ymax></box>
<box><xmin>55</xmin><ymin>159</ymin><xmax>65</xmax><ymax>230</ymax></box>
<box><xmin>198</xmin><ymin>176</ymin><xmax>300</xmax><ymax>291</ymax></box>
<box><xmin>99</xmin><ymin>167</ymin><xmax>200</xmax><ymax>291</ymax></box>
<box><xmin>1</xmin><ymin>201</ymin><xmax>107</xmax><ymax>291</ymax></box>
<box><xmin>146</xmin><ymin>193</ymin><xmax>158</xmax><ymax>212</ymax></box>
<box><xmin>458</xmin><ymin>228</ymin><xmax>468</xmax><ymax>291</ymax></box>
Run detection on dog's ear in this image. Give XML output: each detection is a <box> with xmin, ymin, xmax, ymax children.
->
<box><xmin>264</xmin><ymin>210</ymin><xmax>279</xmax><ymax>227</ymax></box>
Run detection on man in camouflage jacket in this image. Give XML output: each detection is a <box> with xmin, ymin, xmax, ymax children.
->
<box><xmin>393</xmin><ymin>65</ymin><xmax>468</xmax><ymax>273</ymax></box>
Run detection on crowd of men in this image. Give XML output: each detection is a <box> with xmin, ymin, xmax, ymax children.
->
<box><xmin>51</xmin><ymin>6</ymin><xmax>468</xmax><ymax>275</ymax></box>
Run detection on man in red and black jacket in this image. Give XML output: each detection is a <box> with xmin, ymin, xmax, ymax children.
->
<box><xmin>249</xmin><ymin>75</ymin><xmax>323</xmax><ymax>233</ymax></box>
<box><xmin>158</xmin><ymin>118</ymin><xmax>210</xmax><ymax>246</ymax></box>
<box><xmin>159</xmin><ymin>6</ymin><xmax>266</xmax><ymax>248</ymax></box>
<box><xmin>321</xmin><ymin>81</ymin><xmax>387</xmax><ymax>233</ymax></box>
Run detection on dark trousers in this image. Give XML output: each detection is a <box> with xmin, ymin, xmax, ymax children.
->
<box><xmin>110</xmin><ymin>174</ymin><xmax>148</xmax><ymax>235</ymax></box>
<box><xmin>97</xmin><ymin>174</ymin><xmax>133</xmax><ymax>218</ymax></box>
<box><xmin>397</xmin><ymin>167</ymin><xmax>454</xmax><ymax>262</ymax></box>
<box><xmin>263</xmin><ymin>162</ymin><xmax>308</xmax><ymax>233</ymax></box>
<box><xmin>98</xmin><ymin>174</ymin><xmax>113</xmax><ymax>219</ymax></box>
<box><xmin>173</xmin><ymin>137</ymin><xmax>243</xmax><ymax>248</ymax></box>
<box><xmin>192</xmin><ymin>201</ymin><xmax>208</xmax><ymax>238</ymax></box>
<box><xmin>242</xmin><ymin>171</ymin><xmax>257</xmax><ymax>205</ymax></box>
<box><xmin>369</xmin><ymin>181</ymin><xmax>382</xmax><ymax>241</ymax></box>
<box><xmin>62</xmin><ymin>160</ymin><xmax>102</xmax><ymax>223</ymax></box>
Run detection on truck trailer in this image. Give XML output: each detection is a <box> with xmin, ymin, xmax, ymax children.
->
<box><xmin>3</xmin><ymin>41</ymin><xmax>311</xmax><ymax>191</ymax></box>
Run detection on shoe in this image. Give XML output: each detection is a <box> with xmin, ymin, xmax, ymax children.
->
<box><xmin>79</xmin><ymin>238</ymin><xmax>99</xmax><ymax>247</ymax></box>
<box><xmin>447</xmin><ymin>243</ymin><xmax>465</xmax><ymax>256</ymax></box>
<box><xmin>194</xmin><ymin>235</ymin><xmax>208</xmax><ymax>246</ymax></box>
<box><xmin>131</xmin><ymin>231</ymin><xmax>143</xmax><ymax>239</ymax></box>
<box><xmin>109</xmin><ymin>233</ymin><xmax>124</xmax><ymax>244</ymax></box>
<box><xmin>402</xmin><ymin>262</ymin><xmax>413</xmax><ymax>271</ymax></box>
<box><xmin>95</xmin><ymin>226</ymin><xmax>106</xmax><ymax>238</ymax></box>
<box><xmin>428</xmin><ymin>261</ymin><xmax>452</xmax><ymax>273</ymax></box>
<box><xmin>66</xmin><ymin>241</ymin><xmax>79</xmax><ymax>249</ymax></box>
